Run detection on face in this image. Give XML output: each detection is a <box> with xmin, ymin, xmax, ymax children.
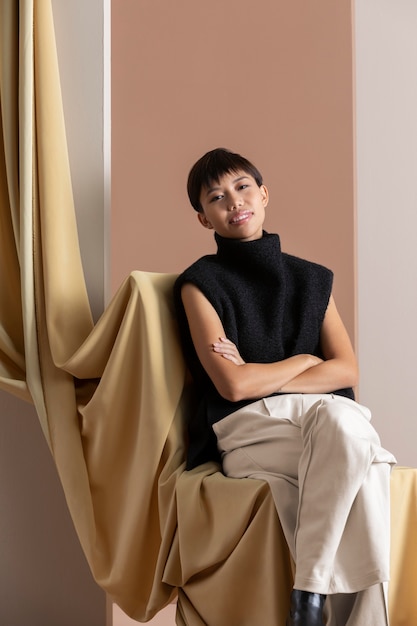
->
<box><xmin>197</xmin><ymin>170</ymin><xmax>269</xmax><ymax>241</ymax></box>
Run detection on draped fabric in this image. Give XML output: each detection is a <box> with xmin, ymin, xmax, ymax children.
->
<box><xmin>0</xmin><ymin>2</ymin><xmax>416</xmax><ymax>624</ymax></box>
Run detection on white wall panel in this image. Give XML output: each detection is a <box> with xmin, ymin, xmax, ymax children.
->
<box><xmin>355</xmin><ymin>0</ymin><xmax>417</xmax><ymax>466</ymax></box>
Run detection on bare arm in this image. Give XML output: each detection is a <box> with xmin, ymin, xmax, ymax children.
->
<box><xmin>280</xmin><ymin>295</ymin><xmax>358</xmax><ymax>393</ymax></box>
<box><xmin>181</xmin><ymin>283</ymin><xmax>322</xmax><ymax>402</ymax></box>
<box><xmin>212</xmin><ymin>295</ymin><xmax>359</xmax><ymax>394</ymax></box>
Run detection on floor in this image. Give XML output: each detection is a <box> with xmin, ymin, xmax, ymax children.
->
<box><xmin>113</xmin><ymin>602</ymin><xmax>176</xmax><ymax>625</ymax></box>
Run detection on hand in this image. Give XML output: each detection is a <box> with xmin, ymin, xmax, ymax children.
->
<box><xmin>212</xmin><ymin>337</ymin><xmax>246</xmax><ymax>366</ymax></box>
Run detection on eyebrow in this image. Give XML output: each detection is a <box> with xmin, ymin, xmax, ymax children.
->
<box><xmin>205</xmin><ymin>175</ymin><xmax>250</xmax><ymax>196</ymax></box>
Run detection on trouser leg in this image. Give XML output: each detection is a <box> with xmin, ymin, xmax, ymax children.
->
<box><xmin>325</xmin><ymin>582</ymin><xmax>389</xmax><ymax>626</ymax></box>
<box><xmin>294</xmin><ymin>395</ymin><xmax>395</xmax><ymax>594</ymax></box>
<box><xmin>213</xmin><ymin>395</ymin><xmax>303</xmax><ymax>557</ymax></box>
<box><xmin>213</xmin><ymin>394</ymin><xmax>396</xmax><ymax>597</ymax></box>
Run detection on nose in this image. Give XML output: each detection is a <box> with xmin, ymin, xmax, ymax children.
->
<box><xmin>227</xmin><ymin>191</ymin><xmax>243</xmax><ymax>211</ymax></box>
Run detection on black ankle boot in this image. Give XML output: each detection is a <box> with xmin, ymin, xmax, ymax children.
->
<box><xmin>286</xmin><ymin>589</ymin><xmax>326</xmax><ymax>626</ymax></box>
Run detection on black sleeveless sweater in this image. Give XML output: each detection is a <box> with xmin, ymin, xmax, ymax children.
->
<box><xmin>174</xmin><ymin>232</ymin><xmax>354</xmax><ymax>469</ymax></box>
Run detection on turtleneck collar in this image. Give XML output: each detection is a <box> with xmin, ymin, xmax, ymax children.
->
<box><xmin>214</xmin><ymin>231</ymin><xmax>282</xmax><ymax>273</ymax></box>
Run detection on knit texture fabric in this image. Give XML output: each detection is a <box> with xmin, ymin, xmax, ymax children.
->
<box><xmin>174</xmin><ymin>232</ymin><xmax>354</xmax><ymax>468</ymax></box>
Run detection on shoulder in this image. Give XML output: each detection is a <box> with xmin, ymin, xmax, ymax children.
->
<box><xmin>282</xmin><ymin>252</ymin><xmax>333</xmax><ymax>282</ymax></box>
<box><xmin>174</xmin><ymin>255</ymin><xmax>219</xmax><ymax>308</ymax></box>
<box><xmin>178</xmin><ymin>254</ymin><xmax>217</xmax><ymax>277</ymax></box>
<box><xmin>174</xmin><ymin>254</ymin><xmax>223</xmax><ymax>293</ymax></box>
<box><xmin>282</xmin><ymin>253</ymin><xmax>334</xmax><ymax>315</ymax></box>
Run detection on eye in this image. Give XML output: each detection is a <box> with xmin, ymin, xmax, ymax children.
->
<box><xmin>209</xmin><ymin>194</ymin><xmax>224</xmax><ymax>203</ymax></box>
<box><xmin>238</xmin><ymin>184</ymin><xmax>249</xmax><ymax>190</ymax></box>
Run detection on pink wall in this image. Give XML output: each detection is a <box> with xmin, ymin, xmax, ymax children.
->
<box><xmin>111</xmin><ymin>0</ymin><xmax>356</xmax><ymax>341</ymax></box>
<box><xmin>111</xmin><ymin>2</ymin><xmax>355</xmax><ymax>624</ymax></box>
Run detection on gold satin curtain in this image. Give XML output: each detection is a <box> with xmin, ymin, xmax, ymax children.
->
<box><xmin>1</xmin><ymin>2</ymin><xmax>416</xmax><ymax>624</ymax></box>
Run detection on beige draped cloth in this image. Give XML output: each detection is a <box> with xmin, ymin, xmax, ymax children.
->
<box><xmin>0</xmin><ymin>1</ymin><xmax>416</xmax><ymax>624</ymax></box>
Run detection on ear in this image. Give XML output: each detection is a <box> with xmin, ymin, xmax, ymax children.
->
<box><xmin>260</xmin><ymin>184</ymin><xmax>269</xmax><ymax>208</ymax></box>
<box><xmin>197</xmin><ymin>212</ymin><xmax>213</xmax><ymax>229</ymax></box>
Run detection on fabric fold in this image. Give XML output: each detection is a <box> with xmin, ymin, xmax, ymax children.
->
<box><xmin>1</xmin><ymin>2</ymin><xmax>416</xmax><ymax>624</ymax></box>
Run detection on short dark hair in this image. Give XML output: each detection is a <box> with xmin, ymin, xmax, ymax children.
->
<box><xmin>187</xmin><ymin>148</ymin><xmax>263</xmax><ymax>212</ymax></box>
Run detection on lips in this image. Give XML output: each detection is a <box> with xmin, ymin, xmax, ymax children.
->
<box><xmin>229</xmin><ymin>210</ymin><xmax>252</xmax><ymax>225</ymax></box>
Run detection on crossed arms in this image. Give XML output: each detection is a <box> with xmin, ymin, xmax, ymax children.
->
<box><xmin>180</xmin><ymin>283</ymin><xmax>359</xmax><ymax>403</ymax></box>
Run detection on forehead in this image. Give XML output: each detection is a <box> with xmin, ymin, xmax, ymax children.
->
<box><xmin>203</xmin><ymin>169</ymin><xmax>252</xmax><ymax>192</ymax></box>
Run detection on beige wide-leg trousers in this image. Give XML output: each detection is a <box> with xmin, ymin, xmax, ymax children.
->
<box><xmin>212</xmin><ymin>394</ymin><xmax>396</xmax><ymax>626</ymax></box>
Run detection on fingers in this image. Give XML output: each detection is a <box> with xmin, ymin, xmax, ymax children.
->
<box><xmin>212</xmin><ymin>337</ymin><xmax>233</xmax><ymax>347</ymax></box>
<box><xmin>212</xmin><ymin>337</ymin><xmax>245</xmax><ymax>365</ymax></box>
<box><xmin>212</xmin><ymin>337</ymin><xmax>235</xmax><ymax>354</ymax></box>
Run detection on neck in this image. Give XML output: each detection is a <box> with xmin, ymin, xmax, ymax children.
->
<box><xmin>214</xmin><ymin>231</ymin><xmax>283</xmax><ymax>273</ymax></box>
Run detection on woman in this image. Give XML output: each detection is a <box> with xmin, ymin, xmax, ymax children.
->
<box><xmin>174</xmin><ymin>148</ymin><xmax>396</xmax><ymax>625</ymax></box>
